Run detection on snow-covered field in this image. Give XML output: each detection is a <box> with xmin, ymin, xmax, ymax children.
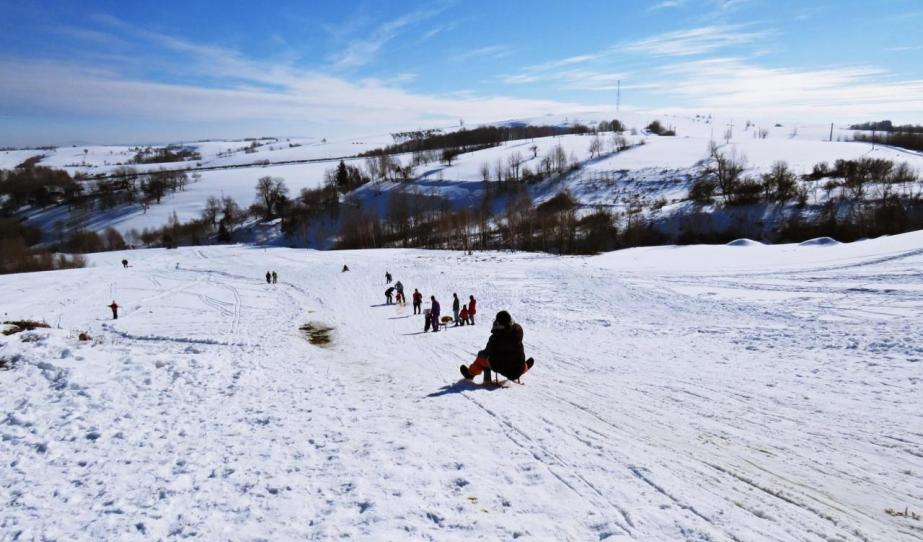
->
<box><xmin>8</xmin><ymin>112</ymin><xmax>923</xmax><ymax>238</ymax></box>
<box><xmin>2</xmin><ymin>233</ymin><xmax>922</xmax><ymax>540</ymax></box>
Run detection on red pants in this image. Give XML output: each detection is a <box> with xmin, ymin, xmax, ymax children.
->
<box><xmin>466</xmin><ymin>356</ymin><xmax>529</xmax><ymax>377</ymax></box>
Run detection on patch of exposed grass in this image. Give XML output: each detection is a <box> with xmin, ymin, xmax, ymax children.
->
<box><xmin>2</xmin><ymin>320</ymin><xmax>50</xmax><ymax>336</ymax></box>
<box><xmin>0</xmin><ymin>354</ymin><xmax>19</xmax><ymax>371</ymax></box>
<box><xmin>299</xmin><ymin>322</ymin><xmax>333</xmax><ymax>346</ymax></box>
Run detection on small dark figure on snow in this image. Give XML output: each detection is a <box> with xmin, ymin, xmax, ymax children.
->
<box><xmin>412</xmin><ymin>289</ymin><xmax>423</xmax><ymax>314</ymax></box>
<box><xmin>460</xmin><ymin>310</ymin><xmax>533</xmax><ymax>384</ymax></box>
<box><xmin>265</xmin><ymin>271</ymin><xmax>271</xmax><ymax>284</ymax></box>
<box><xmin>109</xmin><ymin>301</ymin><xmax>119</xmax><ymax>320</ymax></box>
<box><xmin>430</xmin><ymin>296</ymin><xmax>441</xmax><ymax>332</ymax></box>
<box><xmin>385</xmin><ymin>271</ymin><xmax>392</xmax><ymax>284</ymax></box>
<box><xmin>423</xmin><ymin>308</ymin><xmax>432</xmax><ymax>332</ymax></box>
<box><xmin>394</xmin><ymin>281</ymin><xmax>405</xmax><ymax>304</ymax></box>
<box><xmin>271</xmin><ymin>271</ymin><xmax>278</xmax><ymax>284</ymax></box>
<box><xmin>342</xmin><ymin>265</ymin><xmax>350</xmax><ymax>272</ymax></box>
<box><xmin>121</xmin><ymin>259</ymin><xmax>128</xmax><ymax>268</ymax></box>
<box><xmin>468</xmin><ymin>295</ymin><xmax>477</xmax><ymax>325</ymax></box>
<box><xmin>452</xmin><ymin>293</ymin><xmax>461</xmax><ymax>326</ymax></box>
<box><xmin>385</xmin><ymin>286</ymin><xmax>395</xmax><ymax>305</ymax></box>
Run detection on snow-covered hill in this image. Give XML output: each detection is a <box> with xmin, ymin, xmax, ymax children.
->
<box><xmin>2</xmin><ymin>233</ymin><xmax>921</xmax><ymax>540</ymax></box>
<box><xmin>7</xmin><ymin>112</ymin><xmax>923</xmax><ymax>241</ymax></box>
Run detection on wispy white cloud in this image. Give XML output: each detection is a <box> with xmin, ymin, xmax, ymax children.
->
<box><xmin>648</xmin><ymin>0</ymin><xmax>686</xmax><ymax>11</ymax></box>
<box><xmin>623</xmin><ymin>25</ymin><xmax>768</xmax><ymax>56</ymax></box>
<box><xmin>0</xmin><ymin>38</ymin><xmax>604</xmax><ymax>143</ymax></box>
<box><xmin>649</xmin><ymin>57</ymin><xmax>923</xmax><ymax>118</ymax></box>
<box><xmin>328</xmin><ymin>4</ymin><xmax>451</xmax><ymax>69</ymax></box>
<box><xmin>709</xmin><ymin>0</ymin><xmax>753</xmax><ymax>11</ymax></box>
<box><xmin>450</xmin><ymin>45</ymin><xmax>515</xmax><ymax>62</ymax></box>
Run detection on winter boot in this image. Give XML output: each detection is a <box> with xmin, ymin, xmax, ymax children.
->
<box><xmin>459</xmin><ymin>365</ymin><xmax>474</xmax><ymax>380</ymax></box>
<box><xmin>526</xmin><ymin>357</ymin><xmax>534</xmax><ymax>370</ymax></box>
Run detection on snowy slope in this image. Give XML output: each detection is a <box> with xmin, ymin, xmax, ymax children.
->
<box><xmin>8</xmin><ymin>112</ymin><xmax>923</xmax><ymax>240</ymax></box>
<box><xmin>2</xmin><ymin>233</ymin><xmax>922</xmax><ymax>540</ymax></box>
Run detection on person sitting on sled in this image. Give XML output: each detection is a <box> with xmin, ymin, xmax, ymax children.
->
<box><xmin>460</xmin><ymin>310</ymin><xmax>533</xmax><ymax>383</ymax></box>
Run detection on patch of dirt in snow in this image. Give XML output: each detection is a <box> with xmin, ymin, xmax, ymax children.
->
<box><xmin>300</xmin><ymin>321</ymin><xmax>334</xmax><ymax>346</ymax></box>
<box><xmin>2</xmin><ymin>319</ymin><xmax>50</xmax><ymax>336</ymax></box>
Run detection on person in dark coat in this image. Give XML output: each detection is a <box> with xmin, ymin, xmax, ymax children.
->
<box><xmin>271</xmin><ymin>271</ymin><xmax>278</xmax><ymax>284</ymax></box>
<box><xmin>452</xmin><ymin>293</ymin><xmax>461</xmax><ymax>326</ymax></box>
<box><xmin>342</xmin><ymin>264</ymin><xmax>350</xmax><ymax>272</ymax></box>
<box><xmin>394</xmin><ymin>281</ymin><xmax>405</xmax><ymax>304</ymax></box>
<box><xmin>109</xmin><ymin>301</ymin><xmax>119</xmax><ymax>320</ymax></box>
<box><xmin>460</xmin><ymin>311</ymin><xmax>534</xmax><ymax>383</ymax></box>
<box><xmin>385</xmin><ymin>287</ymin><xmax>395</xmax><ymax>304</ymax></box>
<box><xmin>430</xmin><ymin>296</ymin><xmax>441</xmax><ymax>332</ymax></box>
<box><xmin>412</xmin><ymin>289</ymin><xmax>423</xmax><ymax>314</ymax></box>
<box><xmin>385</xmin><ymin>271</ymin><xmax>392</xmax><ymax>284</ymax></box>
<box><xmin>265</xmin><ymin>271</ymin><xmax>271</xmax><ymax>284</ymax></box>
<box><xmin>121</xmin><ymin>259</ymin><xmax>128</xmax><ymax>268</ymax></box>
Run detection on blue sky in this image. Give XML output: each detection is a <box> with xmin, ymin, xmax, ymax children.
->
<box><xmin>1</xmin><ymin>0</ymin><xmax>922</xmax><ymax>145</ymax></box>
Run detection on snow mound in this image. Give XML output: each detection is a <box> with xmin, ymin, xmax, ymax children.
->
<box><xmin>799</xmin><ymin>237</ymin><xmax>840</xmax><ymax>246</ymax></box>
<box><xmin>726</xmin><ymin>238</ymin><xmax>763</xmax><ymax>247</ymax></box>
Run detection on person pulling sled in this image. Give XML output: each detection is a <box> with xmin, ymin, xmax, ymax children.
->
<box><xmin>460</xmin><ymin>310</ymin><xmax>534</xmax><ymax>384</ymax></box>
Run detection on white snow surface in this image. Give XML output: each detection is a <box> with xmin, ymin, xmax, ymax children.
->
<box><xmin>2</xmin><ymin>232</ymin><xmax>922</xmax><ymax>540</ymax></box>
<box><xmin>10</xmin><ymin>113</ymin><xmax>923</xmax><ymax>238</ymax></box>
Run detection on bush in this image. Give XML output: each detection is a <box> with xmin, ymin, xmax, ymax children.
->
<box><xmin>646</xmin><ymin>121</ymin><xmax>675</xmax><ymax>136</ymax></box>
<box><xmin>761</xmin><ymin>161</ymin><xmax>798</xmax><ymax>202</ymax></box>
<box><xmin>725</xmin><ymin>178</ymin><xmax>763</xmax><ymax>206</ymax></box>
<box><xmin>689</xmin><ymin>179</ymin><xmax>717</xmax><ymax>203</ymax></box>
<box><xmin>0</xmin><ymin>237</ymin><xmax>86</xmax><ymax>274</ymax></box>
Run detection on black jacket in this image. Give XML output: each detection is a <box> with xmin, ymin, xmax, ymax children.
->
<box><xmin>453</xmin><ymin>297</ymin><xmax>460</xmax><ymax>311</ymax></box>
<box><xmin>485</xmin><ymin>323</ymin><xmax>526</xmax><ymax>379</ymax></box>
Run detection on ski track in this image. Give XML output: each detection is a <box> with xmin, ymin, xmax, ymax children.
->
<box><xmin>1</xmin><ymin>239</ymin><xmax>922</xmax><ymax>541</ymax></box>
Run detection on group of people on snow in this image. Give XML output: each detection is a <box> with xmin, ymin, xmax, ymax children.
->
<box><xmin>378</xmin><ymin>268</ymin><xmax>531</xmax><ymax>383</ymax></box>
<box><xmin>385</xmin><ymin>280</ymin><xmax>406</xmax><ymax>305</ymax></box>
<box><xmin>105</xmin><ymin>258</ymin><xmax>533</xmax><ymax>386</ymax></box>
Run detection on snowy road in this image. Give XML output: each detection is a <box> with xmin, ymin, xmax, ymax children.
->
<box><xmin>2</xmin><ymin>235</ymin><xmax>922</xmax><ymax>540</ymax></box>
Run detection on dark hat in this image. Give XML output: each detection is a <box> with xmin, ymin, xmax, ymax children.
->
<box><xmin>495</xmin><ymin>310</ymin><xmax>512</xmax><ymax>325</ymax></box>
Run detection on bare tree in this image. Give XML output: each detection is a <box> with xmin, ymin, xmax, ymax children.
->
<box><xmin>508</xmin><ymin>152</ymin><xmax>523</xmax><ymax>182</ymax></box>
<box><xmin>479</xmin><ymin>162</ymin><xmax>491</xmax><ymax>183</ymax></box>
<box><xmin>255</xmin><ymin>176</ymin><xmax>288</xmax><ymax>219</ymax></box>
<box><xmin>588</xmin><ymin>135</ymin><xmax>603</xmax><ymax>158</ymax></box>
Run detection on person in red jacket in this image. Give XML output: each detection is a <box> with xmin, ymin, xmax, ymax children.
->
<box><xmin>412</xmin><ymin>289</ymin><xmax>423</xmax><ymax>314</ymax></box>
<box><xmin>459</xmin><ymin>304</ymin><xmax>470</xmax><ymax>326</ymax></box>
<box><xmin>467</xmin><ymin>295</ymin><xmax>477</xmax><ymax>325</ymax></box>
<box><xmin>108</xmin><ymin>301</ymin><xmax>119</xmax><ymax>319</ymax></box>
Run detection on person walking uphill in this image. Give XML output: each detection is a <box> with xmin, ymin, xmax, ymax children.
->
<box><xmin>109</xmin><ymin>301</ymin><xmax>119</xmax><ymax>320</ymax></box>
<box><xmin>271</xmin><ymin>271</ymin><xmax>278</xmax><ymax>284</ymax></box>
<box><xmin>265</xmin><ymin>271</ymin><xmax>271</xmax><ymax>284</ymax></box>
<box><xmin>385</xmin><ymin>271</ymin><xmax>392</xmax><ymax>284</ymax></box>
<box><xmin>430</xmin><ymin>296</ymin><xmax>441</xmax><ymax>332</ymax></box>
<box><xmin>452</xmin><ymin>293</ymin><xmax>461</xmax><ymax>326</ymax></box>
<box><xmin>460</xmin><ymin>310</ymin><xmax>534</xmax><ymax>383</ymax></box>
<box><xmin>412</xmin><ymin>289</ymin><xmax>423</xmax><ymax>314</ymax></box>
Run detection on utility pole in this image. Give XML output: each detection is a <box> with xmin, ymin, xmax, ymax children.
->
<box><xmin>616</xmin><ymin>79</ymin><xmax>621</xmax><ymax>113</ymax></box>
<box><xmin>725</xmin><ymin>121</ymin><xmax>734</xmax><ymax>144</ymax></box>
<box><xmin>829</xmin><ymin>122</ymin><xmax>834</xmax><ymax>142</ymax></box>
